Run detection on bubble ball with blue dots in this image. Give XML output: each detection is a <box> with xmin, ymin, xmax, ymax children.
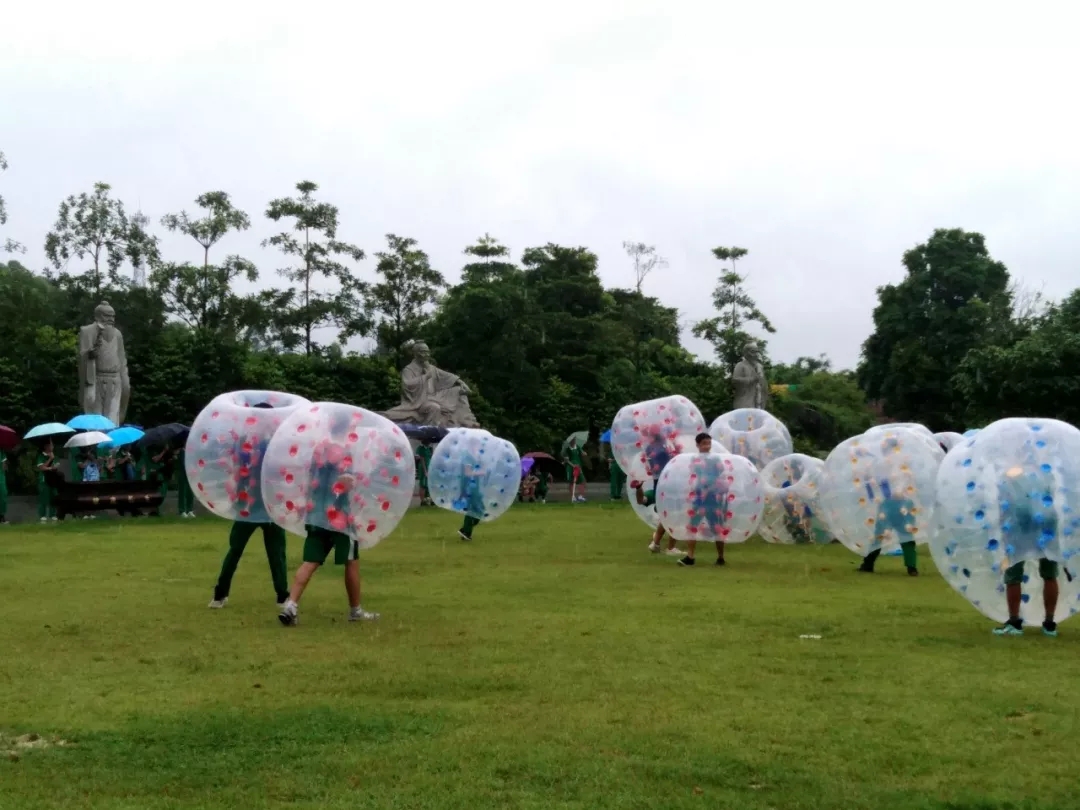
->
<box><xmin>929</xmin><ymin>417</ymin><xmax>1080</xmax><ymax>625</ymax></box>
<box><xmin>428</xmin><ymin>428</ymin><xmax>521</xmax><ymax>522</ymax></box>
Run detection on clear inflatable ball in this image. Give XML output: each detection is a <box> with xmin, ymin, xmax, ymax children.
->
<box><xmin>930</xmin><ymin>418</ymin><xmax>1080</xmax><ymax>624</ymax></box>
<box><xmin>428</xmin><ymin>428</ymin><xmax>521</xmax><ymax>521</ymax></box>
<box><xmin>625</xmin><ymin>480</ymin><xmax>661</xmax><ymax>530</ymax></box>
<box><xmin>656</xmin><ymin>452</ymin><xmax>763</xmax><ymax>543</ymax></box>
<box><xmin>709</xmin><ymin>408</ymin><xmax>793</xmax><ymax>470</ymax></box>
<box><xmin>760</xmin><ymin>453</ymin><xmax>832</xmax><ymax>544</ymax></box>
<box><xmin>934</xmin><ymin>432</ymin><xmax>964</xmax><ymax>453</ymax></box>
<box><xmin>610</xmin><ymin>396</ymin><xmax>706</xmax><ymax>484</ymax></box>
<box><xmin>185</xmin><ymin>390</ymin><xmax>311</xmax><ymax>522</ymax></box>
<box><xmin>261</xmin><ymin>402</ymin><xmax>415</xmax><ymax>548</ymax></box>
<box><xmin>819</xmin><ymin>425</ymin><xmax>943</xmax><ymax>557</ymax></box>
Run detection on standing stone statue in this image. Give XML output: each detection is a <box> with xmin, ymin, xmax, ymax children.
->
<box><xmin>732</xmin><ymin>340</ymin><xmax>768</xmax><ymax>410</ymax></box>
<box><xmin>382</xmin><ymin>341</ymin><xmax>479</xmax><ymax>428</ymax></box>
<box><xmin>78</xmin><ymin>301</ymin><xmax>131</xmax><ymax>425</ymax></box>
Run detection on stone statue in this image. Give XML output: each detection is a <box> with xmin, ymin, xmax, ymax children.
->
<box><xmin>382</xmin><ymin>341</ymin><xmax>479</xmax><ymax>428</ymax></box>
<box><xmin>732</xmin><ymin>340</ymin><xmax>768</xmax><ymax>410</ymax></box>
<box><xmin>78</xmin><ymin>301</ymin><xmax>130</xmax><ymax>425</ymax></box>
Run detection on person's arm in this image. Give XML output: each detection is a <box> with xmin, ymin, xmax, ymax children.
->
<box><xmin>630</xmin><ymin>480</ymin><xmax>645</xmax><ymax>504</ymax></box>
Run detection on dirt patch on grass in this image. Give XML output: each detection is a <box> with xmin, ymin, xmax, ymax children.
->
<box><xmin>1</xmin><ymin>731</ymin><xmax>75</xmax><ymax>762</ymax></box>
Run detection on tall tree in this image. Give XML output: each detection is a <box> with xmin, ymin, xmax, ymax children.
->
<box><xmin>692</xmin><ymin>247</ymin><xmax>775</xmax><ymax>374</ymax></box>
<box><xmin>154</xmin><ymin>192</ymin><xmax>257</xmax><ymax>331</ymax></box>
<box><xmin>622</xmin><ymin>241</ymin><xmax>667</xmax><ymax>293</ymax></box>
<box><xmin>857</xmin><ymin>228</ymin><xmax>1011</xmax><ymax>430</ymax></box>
<box><xmin>263</xmin><ymin>181</ymin><xmax>367</xmax><ymax>355</ymax></box>
<box><xmin>367</xmin><ymin>234</ymin><xmax>446</xmax><ymax>369</ymax></box>
<box><xmin>0</xmin><ymin>150</ymin><xmax>25</xmax><ymax>254</ymax></box>
<box><xmin>44</xmin><ymin>182</ymin><xmax>160</xmax><ymax>294</ymax></box>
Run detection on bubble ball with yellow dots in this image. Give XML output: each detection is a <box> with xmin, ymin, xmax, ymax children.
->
<box><xmin>760</xmin><ymin>453</ymin><xmax>832</xmax><ymax>545</ymax></box>
<box><xmin>929</xmin><ymin>418</ymin><xmax>1080</xmax><ymax>625</ymax></box>
<box><xmin>819</xmin><ymin>425</ymin><xmax>944</xmax><ymax>559</ymax></box>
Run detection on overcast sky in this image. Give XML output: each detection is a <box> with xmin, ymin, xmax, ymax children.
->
<box><xmin>3</xmin><ymin>1</ymin><xmax>1078</xmax><ymax>369</ymax></box>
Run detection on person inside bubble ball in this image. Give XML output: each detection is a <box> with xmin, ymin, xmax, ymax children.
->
<box><xmin>455</xmin><ymin>439</ymin><xmax>487</xmax><ymax>541</ymax></box>
<box><xmin>856</xmin><ymin>477</ymin><xmax>919</xmax><ymax>576</ymax></box>
<box><xmin>279</xmin><ymin>408</ymin><xmax>378</xmax><ymax>626</ymax></box>
<box><xmin>635</xmin><ymin>429</ymin><xmax>680</xmax><ymax>555</ymax></box>
<box><xmin>677</xmin><ymin>433</ymin><xmax>729</xmax><ymax>567</ymax></box>
<box><xmin>209</xmin><ymin>402</ymin><xmax>290</xmax><ymax>609</ymax></box>
<box><xmin>993</xmin><ymin>466</ymin><xmax>1063</xmax><ymax>637</ymax></box>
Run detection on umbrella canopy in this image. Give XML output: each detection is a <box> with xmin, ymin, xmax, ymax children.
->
<box><xmin>600</xmin><ymin>429</ymin><xmax>611</xmax><ymax>443</ymax></box>
<box><xmin>138</xmin><ymin>423</ymin><xmax>190</xmax><ymax>448</ymax></box>
<box><xmin>523</xmin><ymin>452</ymin><xmax>556</xmax><ymax>460</ymax></box>
<box><xmin>0</xmin><ymin>425</ymin><xmax>17</xmax><ymax>452</ymax></box>
<box><xmin>68</xmin><ymin>414</ymin><xmax>117</xmax><ymax>432</ymax></box>
<box><xmin>99</xmin><ymin>426</ymin><xmax>145</xmax><ymax>449</ymax></box>
<box><xmin>398</xmin><ymin>424</ymin><xmax>450</xmax><ymax>443</ymax></box>
<box><xmin>560</xmin><ymin>430</ymin><xmax>589</xmax><ymax>458</ymax></box>
<box><xmin>521</xmin><ymin>457</ymin><xmax>535</xmax><ymax>475</ymax></box>
<box><xmin>64</xmin><ymin>431</ymin><xmax>112</xmax><ymax>449</ymax></box>
<box><xmin>523</xmin><ymin>452</ymin><xmax>561</xmax><ymax>476</ymax></box>
<box><xmin>24</xmin><ymin>422</ymin><xmax>76</xmax><ymax>440</ymax></box>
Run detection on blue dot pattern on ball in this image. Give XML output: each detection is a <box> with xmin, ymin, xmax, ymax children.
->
<box><xmin>427</xmin><ymin>428</ymin><xmax>520</xmax><ymax>523</ymax></box>
<box><xmin>929</xmin><ymin>417</ymin><xmax>1080</xmax><ymax>627</ymax></box>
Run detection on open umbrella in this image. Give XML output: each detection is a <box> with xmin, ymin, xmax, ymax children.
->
<box><xmin>24</xmin><ymin>422</ymin><xmax>76</xmax><ymax>440</ymax></box>
<box><xmin>560</xmin><ymin>430</ymin><xmax>589</xmax><ymax>459</ymax></box>
<box><xmin>68</xmin><ymin>414</ymin><xmax>117</xmax><ymax>432</ymax></box>
<box><xmin>0</xmin><ymin>426</ymin><xmax>17</xmax><ymax>452</ymax></box>
<box><xmin>523</xmin><ymin>452</ymin><xmax>561</xmax><ymax>477</ymax></box>
<box><xmin>138</xmin><ymin>423</ymin><xmax>190</xmax><ymax>448</ymax></box>
<box><xmin>600</xmin><ymin>429</ymin><xmax>612</xmax><ymax>443</ymax></box>
<box><xmin>64</xmin><ymin>431</ymin><xmax>112</xmax><ymax>449</ymax></box>
<box><xmin>521</xmin><ymin>457</ymin><xmax>535</xmax><ymax>475</ymax></box>
<box><xmin>99</xmin><ymin>426</ymin><xmax>145</xmax><ymax>448</ymax></box>
<box><xmin>398</xmin><ymin>424</ymin><xmax>450</xmax><ymax>443</ymax></box>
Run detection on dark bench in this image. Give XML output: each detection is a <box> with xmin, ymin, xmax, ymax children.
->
<box><xmin>44</xmin><ymin>470</ymin><xmax>169</xmax><ymax>520</ymax></box>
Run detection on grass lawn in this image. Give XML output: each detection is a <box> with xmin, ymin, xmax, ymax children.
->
<box><xmin>1</xmin><ymin>503</ymin><xmax>1079</xmax><ymax>809</ymax></box>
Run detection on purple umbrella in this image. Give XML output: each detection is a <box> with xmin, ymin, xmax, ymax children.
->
<box><xmin>521</xmin><ymin>457</ymin><xmax>535</xmax><ymax>475</ymax></box>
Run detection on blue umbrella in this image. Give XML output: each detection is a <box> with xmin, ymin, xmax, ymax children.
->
<box><xmin>100</xmin><ymin>426</ymin><xmax>144</xmax><ymax>448</ymax></box>
<box><xmin>24</xmin><ymin>422</ymin><xmax>76</xmax><ymax>440</ymax></box>
<box><xmin>600</xmin><ymin>429</ymin><xmax>612</xmax><ymax>443</ymax></box>
<box><xmin>68</xmin><ymin>414</ymin><xmax>117</xmax><ymax>431</ymax></box>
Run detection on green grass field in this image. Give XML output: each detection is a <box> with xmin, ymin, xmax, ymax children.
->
<box><xmin>1</xmin><ymin>504</ymin><xmax>1079</xmax><ymax>809</ymax></box>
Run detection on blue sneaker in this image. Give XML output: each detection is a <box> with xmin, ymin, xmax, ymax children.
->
<box><xmin>1042</xmin><ymin>621</ymin><xmax>1058</xmax><ymax>638</ymax></box>
<box><xmin>993</xmin><ymin>621</ymin><xmax>1023</xmax><ymax>636</ymax></box>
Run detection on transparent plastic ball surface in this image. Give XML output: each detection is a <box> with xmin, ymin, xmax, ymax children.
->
<box><xmin>760</xmin><ymin>453</ymin><xmax>831</xmax><ymax>544</ymax></box>
<box><xmin>708</xmin><ymin>408</ymin><xmax>793</xmax><ymax>470</ymax></box>
<box><xmin>866</xmin><ymin>422</ymin><xmax>934</xmax><ymax>440</ymax></box>
<box><xmin>934</xmin><ymin>432</ymin><xmax>964</xmax><ymax>453</ymax></box>
<box><xmin>610</xmin><ymin>396</ymin><xmax>707</xmax><ymax>483</ymax></box>
<box><xmin>625</xmin><ymin>481</ymin><xmax>661</xmax><ymax>530</ymax></box>
<box><xmin>185</xmin><ymin>390</ymin><xmax>311</xmax><ymax>522</ymax></box>
<box><xmin>260</xmin><ymin>402</ymin><xmax>415</xmax><ymax>548</ymax></box>
<box><xmin>428</xmin><ymin>428</ymin><xmax>521</xmax><ymax>521</ymax></box>
<box><xmin>819</xmin><ymin>425</ymin><xmax>944</xmax><ymax>557</ymax></box>
<box><xmin>929</xmin><ymin>418</ymin><xmax>1080</xmax><ymax>623</ymax></box>
<box><xmin>656</xmin><ymin>452</ymin><xmax>763</xmax><ymax>543</ymax></box>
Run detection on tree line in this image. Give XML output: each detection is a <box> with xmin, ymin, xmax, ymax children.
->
<box><xmin>2</xmin><ymin>152</ymin><xmax>1075</xmax><ymax>492</ymax></box>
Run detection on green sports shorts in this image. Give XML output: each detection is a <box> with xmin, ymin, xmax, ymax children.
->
<box><xmin>302</xmin><ymin>526</ymin><xmax>358</xmax><ymax>566</ymax></box>
<box><xmin>1004</xmin><ymin>558</ymin><xmax>1058</xmax><ymax>586</ymax></box>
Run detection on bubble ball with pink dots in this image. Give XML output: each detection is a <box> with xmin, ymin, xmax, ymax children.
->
<box><xmin>185</xmin><ymin>390</ymin><xmax>311</xmax><ymax>522</ymax></box>
<box><xmin>655</xmin><ymin>451</ymin><xmax>764</xmax><ymax>543</ymax></box>
<box><xmin>818</xmin><ymin>425</ymin><xmax>944</xmax><ymax>559</ymax></box>
<box><xmin>929</xmin><ymin>417</ymin><xmax>1080</xmax><ymax>626</ymax></box>
<box><xmin>428</xmin><ymin>428</ymin><xmax>521</xmax><ymax>521</ymax></box>
<box><xmin>760</xmin><ymin>453</ymin><xmax>832</xmax><ymax>544</ymax></box>
<box><xmin>260</xmin><ymin>402</ymin><xmax>415</xmax><ymax>549</ymax></box>
<box><xmin>609</xmin><ymin>396</ymin><xmax>707</xmax><ymax>486</ymax></box>
<box><xmin>709</xmin><ymin>408</ymin><xmax>793</xmax><ymax>470</ymax></box>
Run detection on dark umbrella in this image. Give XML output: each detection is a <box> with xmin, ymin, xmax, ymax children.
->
<box><xmin>0</xmin><ymin>426</ymin><xmax>16</xmax><ymax>452</ymax></box>
<box><xmin>398</xmin><ymin>424</ymin><xmax>450</xmax><ymax>443</ymax></box>
<box><xmin>523</xmin><ymin>451</ymin><xmax>561</xmax><ymax>477</ymax></box>
<box><xmin>138</xmin><ymin>423</ymin><xmax>190</xmax><ymax>449</ymax></box>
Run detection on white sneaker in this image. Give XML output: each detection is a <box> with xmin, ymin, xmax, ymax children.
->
<box><xmin>188</xmin><ymin>512</ymin><xmax>196</xmax><ymax>518</ymax></box>
<box><xmin>278</xmin><ymin>600</ymin><xmax>298</xmax><ymax>626</ymax></box>
<box><xmin>648</xmin><ymin>542</ymin><xmax>661</xmax><ymax>553</ymax></box>
<box><xmin>52</xmin><ymin>516</ymin><xmax>59</xmax><ymax>521</ymax></box>
<box><xmin>208</xmin><ymin>597</ymin><xmax>228</xmax><ymax>609</ymax></box>
<box><xmin>40</xmin><ymin>517</ymin><xmax>47</xmax><ymax>523</ymax></box>
<box><xmin>665</xmin><ymin>547</ymin><xmax>683</xmax><ymax>556</ymax></box>
<box><xmin>349</xmin><ymin>607</ymin><xmax>379</xmax><ymax>622</ymax></box>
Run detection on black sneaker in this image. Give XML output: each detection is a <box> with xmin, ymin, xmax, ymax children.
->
<box><xmin>678</xmin><ymin>556</ymin><xmax>696</xmax><ymax>566</ymax></box>
<box><xmin>857</xmin><ymin>564</ymin><xmax>874</xmax><ymax>573</ymax></box>
<box><xmin>907</xmin><ymin>567</ymin><xmax>919</xmax><ymax>577</ymax></box>
<box><xmin>1043</xmin><ymin>620</ymin><xmax>1058</xmax><ymax>638</ymax></box>
<box><xmin>458</xmin><ymin>531</ymin><xmax>472</xmax><ymax>542</ymax></box>
<box><xmin>715</xmin><ymin>558</ymin><xmax>726</xmax><ymax>566</ymax></box>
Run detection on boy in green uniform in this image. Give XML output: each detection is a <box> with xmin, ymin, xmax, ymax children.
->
<box><xmin>279</xmin><ymin>525</ymin><xmax>376</xmax><ymax>626</ymax></box>
<box><xmin>535</xmin><ymin>471</ymin><xmax>550</xmax><ymax>503</ymax></box>
<box><xmin>856</xmin><ymin>478</ymin><xmax>919</xmax><ymax>576</ymax></box>
<box><xmin>142</xmin><ymin>447</ymin><xmax>172</xmax><ymax>516</ymax></box>
<box><xmin>177</xmin><ymin>447</ymin><xmax>196</xmax><ymax>518</ymax></box>
<box><xmin>631</xmin><ymin>476</ymin><xmax>679</xmax><ymax>555</ymax></box>
<box><xmin>415</xmin><ymin>441</ymin><xmax>433</xmax><ymax>505</ymax></box>
<box><xmin>36</xmin><ymin>441</ymin><xmax>59</xmax><ymax>522</ymax></box>
<box><xmin>0</xmin><ymin>450</ymin><xmax>8</xmax><ymax>524</ymax></box>
<box><xmin>607</xmin><ymin>453</ymin><xmax>626</xmax><ymax>501</ymax></box>
<box><xmin>563</xmin><ymin>437</ymin><xmax>587</xmax><ymax>503</ymax></box>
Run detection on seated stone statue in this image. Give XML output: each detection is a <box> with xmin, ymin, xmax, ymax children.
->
<box><xmin>382</xmin><ymin>341</ymin><xmax>479</xmax><ymax>428</ymax></box>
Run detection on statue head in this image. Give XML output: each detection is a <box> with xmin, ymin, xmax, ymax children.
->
<box><xmin>94</xmin><ymin>302</ymin><xmax>117</xmax><ymax>338</ymax></box>
<box><xmin>411</xmin><ymin>341</ymin><xmax>432</xmax><ymax>367</ymax></box>
<box><xmin>742</xmin><ymin>341</ymin><xmax>761</xmax><ymax>364</ymax></box>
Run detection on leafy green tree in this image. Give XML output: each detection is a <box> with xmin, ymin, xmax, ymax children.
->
<box><xmin>770</xmin><ymin>355</ymin><xmax>831</xmax><ymax>385</ymax></box>
<box><xmin>44</xmin><ymin>182</ymin><xmax>160</xmax><ymax>294</ymax></box>
<box><xmin>623</xmin><ymin>240</ymin><xmax>667</xmax><ymax>293</ymax></box>
<box><xmin>857</xmin><ymin>228</ymin><xmax>1011</xmax><ymax>430</ymax></box>
<box><xmin>692</xmin><ymin>247</ymin><xmax>775</xmax><ymax>374</ymax></box>
<box><xmin>0</xmin><ymin>150</ymin><xmax>25</xmax><ymax>254</ymax></box>
<box><xmin>263</xmin><ymin>181</ymin><xmax>367</xmax><ymax>355</ymax></box>
<box><xmin>367</xmin><ymin>234</ymin><xmax>446</xmax><ymax>369</ymax></box>
<box><xmin>154</xmin><ymin>192</ymin><xmax>258</xmax><ymax>331</ymax></box>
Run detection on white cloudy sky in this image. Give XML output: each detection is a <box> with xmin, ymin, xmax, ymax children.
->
<box><xmin>2</xmin><ymin>0</ymin><xmax>1078</xmax><ymax>369</ymax></box>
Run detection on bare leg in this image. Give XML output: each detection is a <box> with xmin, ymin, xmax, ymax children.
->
<box><xmin>1006</xmin><ymin>583</ymin><xmax>1022</xmax><ymax>619</ymax></box>
<box><xmin>1044</xmin><ymin>578</ymin><xmax>1059</xmax><ymax>623</ymax></box>
<box><xmin>685</xmin><ymin>540</ymin><xmax>697</xmax><ymax>559</ymax></box>
<box><xmin>715</xmin><ymin>541</ymin><xmax>725</xmax><ymax>562</ymax></box>
<box><xmin>344</xmin><ymin>561</ymin><xmax>361</xmax><ymax>610</ymax></box>
<box><xmin>289</xmin><ymin>561</ymin><xmax>321</xmax><ymax>604</ymax></box>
